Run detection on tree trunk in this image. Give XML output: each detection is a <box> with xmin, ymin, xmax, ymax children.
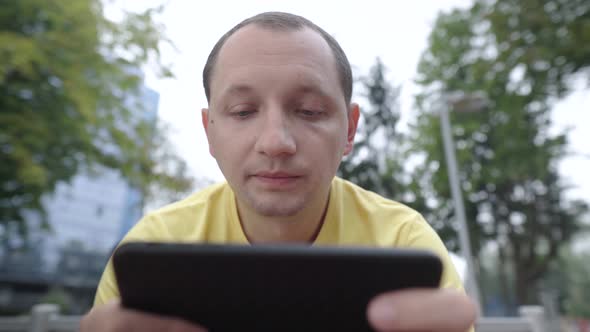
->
<box><xmin>497</xmin><ymin>246</ymin><xmax>514</xmax><ymax>315</ymax></box>
<box><xmin>514</xmin><ymin>242</ymin><xmax>538</xmax><ymax>306</ymax></box>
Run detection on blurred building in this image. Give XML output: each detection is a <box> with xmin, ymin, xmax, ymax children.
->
<box><xmin>40</xmin><ymin>84</ymin><xmax>159</xmax><ymax>272</ymax></box>
<box><xmin>0</xmin><ymin>84</ymin><xmax>159</xmax><ymax>314</ymax></box>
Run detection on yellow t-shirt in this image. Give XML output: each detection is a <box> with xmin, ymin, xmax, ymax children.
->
<box><xmin>94</xmin><ymin>177</ymin><xmax>464</xmax><ymax>305</ymax></box>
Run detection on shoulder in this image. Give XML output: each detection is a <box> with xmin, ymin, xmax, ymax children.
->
<box><xmin>94</xmin><ymin>182</ymin><xmax>233</xmax><ymax>306</ymax></box>
<box><xmin>333</xmin><ymin>177</ymin><xmax>422</xmax><ymax>223</ymax></box>
<box><xmin>331</xmin><ymin>178</ymin><xmax>464</xmax><ymax>290</ymax></box>
<box><xmin>150</xmin><ymin>182</ymin><xmax>229</xmax><ymax>217</ymax></box>
<box><xmin>124</xmin><ymin>182</ymin><xmax>231</xmax><ymax>241</ymax></box>
<box><xmin>328</xmin><ymin>177</ymin><xmax>431</xmax><ymax>246</ymax></box>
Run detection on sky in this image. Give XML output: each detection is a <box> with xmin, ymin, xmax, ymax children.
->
<box><xmin>108</xmin><ymin>0</ymin><xmax>589</xmax><ymax>202</ymax></box>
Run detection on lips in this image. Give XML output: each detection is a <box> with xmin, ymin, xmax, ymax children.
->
<box><xmin>255</xmin><ymin>171</ymin><xmax>301</xmax><ymax>178</ymax></box>
<box><xmin>251</xmin><ymin>171</ymin><xmax>302</xmax><ymax>188</ymax></box>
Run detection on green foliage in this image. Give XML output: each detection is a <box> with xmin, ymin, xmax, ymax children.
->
<box><xmin>544</xmin><ymin>246</ymin><xmax>590</xmax><ymax>318</ymax></box>
<box><xmin>0</xmin><ymin>0</ymin><xmax>193</xmax><ymax>243</ymax></box>
<box><xmin>339</xmin><ymin>59</ymin><xmax>400</xmax><ymax>194</ymax></box>
<box><xmin>338</xmin><ymin>59</ymin><xmax>399</xmax><ymax>197</ymax></box>
<box><xmin>338</xmin><ymin>58</ymin><xmax>431</xmax><ymax>216</ymax></box>
<box><xmin>561</xmin><ymin>251</ymin><xmax>590</xmax><ymax>318</ymax></box>
<box><xmin>414</xmin><ymin>0</ymin><xmax>589</xmax><ymax>308</ymax></box>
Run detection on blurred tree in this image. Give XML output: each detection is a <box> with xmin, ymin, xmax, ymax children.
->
<box><xmin>561</xmin><ymin>251</ymin><xmax>590</xmax><ymax>318</ymax></box>
<box><xmin>0</xmin><ymin>1</ymin><xmax>193</xmax><ymax>244</ymax></box>
<box><xmin>339</xmin><ymin>58</ymin><xmax>401</xmax><ymax>194</ymax></box>
<box><xmin>338</xmin><ymin>58</ymin><xmax>432</xmax><ymax>218</ymax></box>
<box><xmin>545</xmin><ymin>249</ymin><xmax>590</xmax><ymax>319</ymax></box>
<box><xmin>413</xmin><ymin>0</ymin><xmax>589</xmax><ymax>309</ymax></box>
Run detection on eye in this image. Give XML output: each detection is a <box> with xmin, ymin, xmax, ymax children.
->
<box><xmin>232</xmin><ymin>111</ymin><xmax>254</xmax><ymax>118</ymax></box>
<box><xmin>296</xmin><ymin>109</ymin><xmax>323</xmax><ymax>118</ymax></box>
<box><xmin>230</xmin><ymin>109</ymin><xmax>256</xmax><ymax>119</ymax></box>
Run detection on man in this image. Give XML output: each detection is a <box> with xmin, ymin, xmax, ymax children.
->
<box><xmin>81</xmin><ymin>12</ymin><xmax>476</xmax><ymax>332</ymax></box>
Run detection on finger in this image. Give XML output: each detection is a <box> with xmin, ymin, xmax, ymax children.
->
<box><xmin>115</xmin><ymin>303</ymin><xmax>208</xmax><ymax>332</ymax></box>
<box><xmin>366</xmin><ymin>288</ymin><xmax>477</xmax><ymax>332</ymax></box>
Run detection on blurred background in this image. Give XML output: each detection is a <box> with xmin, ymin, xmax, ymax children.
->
<box><xmin>0</xmin><ymin>0</ymin><xmax>588</xmax><ymax>329</ymax></box>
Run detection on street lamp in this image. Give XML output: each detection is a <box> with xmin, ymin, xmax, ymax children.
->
<box><xmin>439</xmin><ymin>91</ymin><xmax>489</xmax><ymax>312</ymax></box>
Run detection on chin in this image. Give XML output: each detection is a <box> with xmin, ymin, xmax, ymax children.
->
<box><xmin>254</xmin><ymin>205</ymin><xmax>303</xmax><ymax>217</ymax></box>
<box><xmin>250</xmin><ymin>198</ymin><xmax>306</xmax><ymax>217</ymax></box>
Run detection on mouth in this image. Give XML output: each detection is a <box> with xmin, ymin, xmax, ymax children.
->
<box><xmin>255</xmin><ymin>171</ymin><xmax>301</xmax><ymax>178</ymax></box>
<box><xmin>250</xmin><ymin>172</ymin><xmax>303</xmax><ymax>188</ymax></box>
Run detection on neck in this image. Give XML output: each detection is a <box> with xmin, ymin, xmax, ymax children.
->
<box><xmin>236</xmin><ymin>193</ymin><xmax>330</xmax><ymax>244</ymax></box>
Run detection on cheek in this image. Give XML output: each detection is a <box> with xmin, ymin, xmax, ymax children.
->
<box><xmin>319</xmin><ymin>123</ymin><xmax>348</xmax><ymax>151</ymax></box>
<box><xmin>211</xmin><ymin>129</ymin><xmax>254</xmax><ymax>161</ymax></box>
<box><xmin>305</xmin><ymin>129</ymin><xmax>347</xmax><ymax>164</ymax></box>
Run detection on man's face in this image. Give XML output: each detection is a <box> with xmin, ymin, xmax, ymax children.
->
<box><xmin>203</xmin><ymin>25</ymin><xmax>359</xmax><ymax>217</ymax></box>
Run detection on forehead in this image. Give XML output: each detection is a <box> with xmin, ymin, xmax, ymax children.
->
<box><xmin>210</xmin><ymin>25</ymin><xmax>342</xmax><ymax>101</ymax></box>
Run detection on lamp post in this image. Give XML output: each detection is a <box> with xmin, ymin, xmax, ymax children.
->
<box><xmin>439</xmin><ymin>92</ymin><xmax>489</xmax><ymax>312</ymax></box>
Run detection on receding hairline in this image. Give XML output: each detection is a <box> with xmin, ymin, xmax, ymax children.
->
<box><xmin>212</xmin><ymin>26</ymin><xmax>343</xmax><ymax>97</ymax></box>
<box><xmin>202</xmin><ymin>12</ymin><xmax>353</xmax><ymax>105</ymax></box>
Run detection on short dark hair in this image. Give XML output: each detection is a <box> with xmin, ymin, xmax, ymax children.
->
<box><xmin>202</xmin><ymin>12</ymin><xmax>353</xmax><ymax>105</ymax></box>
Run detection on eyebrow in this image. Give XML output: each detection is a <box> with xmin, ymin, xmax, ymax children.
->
<box><xmin>292</xmin><ymin>83</ymin><xmax>331</xmax><ymax>99</ymax></box>
<box><xmin>218</xmin><ymin>84</ymin><xmax>256</xmax><ymax>99</ymax></box>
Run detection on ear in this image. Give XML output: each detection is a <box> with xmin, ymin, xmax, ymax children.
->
<box><xmin>201</xmin><ymin>108</ymin><xmax>215</xmax><ymax>157</ymax></box>
<box><xmin>343</xmin><ymin>103</ymin><xmax>360</xmax><ymax>156</ymax></box>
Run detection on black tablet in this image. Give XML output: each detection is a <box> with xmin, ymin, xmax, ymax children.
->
<box><xmin>113</xmin><ymin>242</ymin><xmax>442</xmax><ymax>332</ymax></box>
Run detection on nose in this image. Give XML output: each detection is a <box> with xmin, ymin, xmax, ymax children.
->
<box><xmin>254</xmin><ymin>109</ymin><xmax>296</xmax><ymax>157</ymax></box>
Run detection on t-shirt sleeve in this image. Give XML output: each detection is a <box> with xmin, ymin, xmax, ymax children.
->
<box><xmin>397</xmin><ymin>213</ymin><xmax>475</xmax><ymax>332</ymax></box>
<box><xmin>93</xmin><ymin>252</ymin><xmax>118</xmax><ymax>306</ymax></box>
<box><xmin>93</xmin><ymin>214</ymin><xmax>169</xmax><ymax>306</ymax></box>
<box><xmin>398</xmin><ymin>212</ymin><xmax>464</xmax><ymax>291</ymax></box>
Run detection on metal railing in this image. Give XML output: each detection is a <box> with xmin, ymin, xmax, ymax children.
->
<box><xmin>0</xmin><ymin>304</ymin><xmax>79</xmax><ymax>332</ymax></box>
<box><xmin>477</xmin><ymin>317</ymin><xmax>537</xmax><ymax>332</ymax></box>
<box><xmin>0</xmin><ymin>303</ymin><xmax>548</xmax><ymax>332</ymax></box>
